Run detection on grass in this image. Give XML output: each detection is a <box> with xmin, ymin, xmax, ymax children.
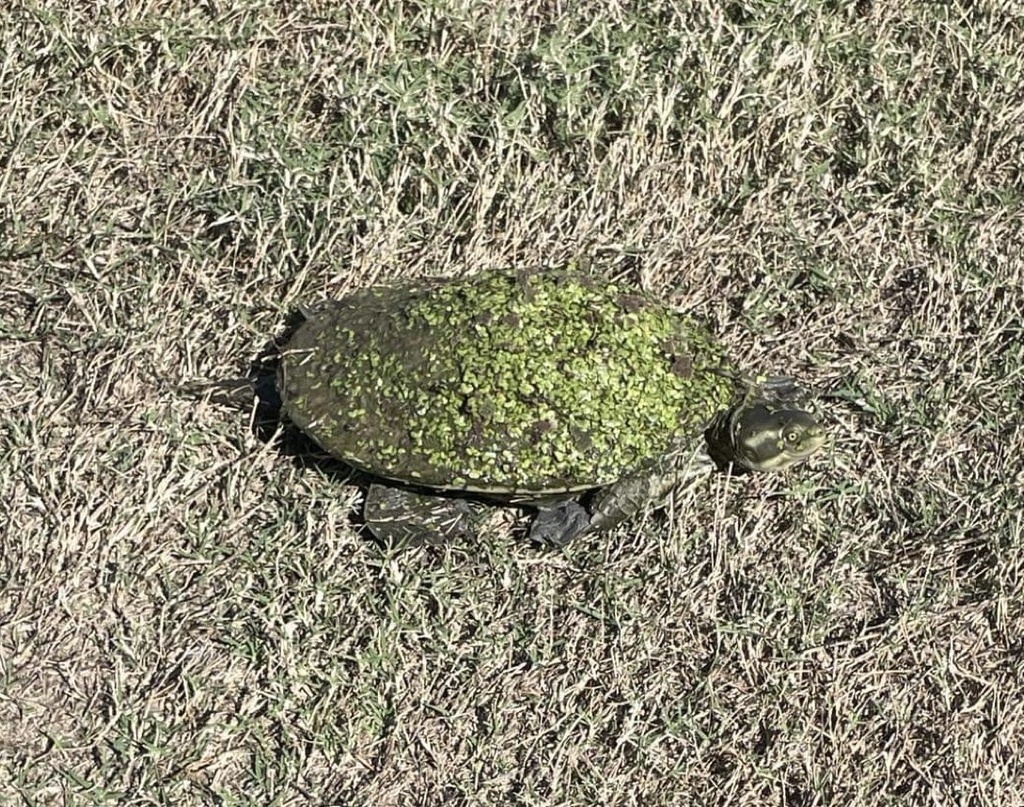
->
<box><xmin>2</xmin><ymin>0</ymin><xmax>1023</xmax><ymax>803</ymax></box>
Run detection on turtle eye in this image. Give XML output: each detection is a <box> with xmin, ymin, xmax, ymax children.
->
<box><xmin>785</xmin><ymin>431</ymin><xmax>799</xmax><ymax>444</ymax></box>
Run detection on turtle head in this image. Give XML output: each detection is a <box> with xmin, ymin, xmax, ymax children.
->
<box><xmin>709</xmin><ymin>403</ymin><xmax>826</xmax><ymax>472</ymax></box>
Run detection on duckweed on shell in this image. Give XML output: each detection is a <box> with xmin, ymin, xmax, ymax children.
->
<box><xmin>280</xmin><ymin>271</ymin><xmax>734</xmax><ymax>494</ymax></box>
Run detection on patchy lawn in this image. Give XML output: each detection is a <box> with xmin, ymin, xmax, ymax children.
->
<box><xmin>2</xmin><ymin>1</ymin><xmax>1022</xmax><ymax>804</ymax></box>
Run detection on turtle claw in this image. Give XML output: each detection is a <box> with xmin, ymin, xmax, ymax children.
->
<box><xmin>528</xmin><ymin>500</ymin><xmax>592</xmax><ymax>547</ymax></box>
<box><xmin>363</xmin><ymin>484</ymin><xmax>486</xmax><ymax>547</ymax></box>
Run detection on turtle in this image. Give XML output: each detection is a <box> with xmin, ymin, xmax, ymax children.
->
<box><xmin>277</xmin><ymin>270</ymin><xmax>827</xmax><ymax>547</ymax></box>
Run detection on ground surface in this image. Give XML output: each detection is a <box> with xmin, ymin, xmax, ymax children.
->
<box><xmin>2</xmin><ymin>1</ymin><xmax>1023</xmax><ymax>804</ymax></box>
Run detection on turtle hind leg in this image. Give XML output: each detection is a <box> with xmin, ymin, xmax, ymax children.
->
<box><xmin>527</xmin><ymin>500</ymin><xmax>593</xmax><ymax>547</ymax></box>
<box><xmin>362</xmin><ymin>484</ymin><xmax>488</xmax><ymax>548</ymax></box>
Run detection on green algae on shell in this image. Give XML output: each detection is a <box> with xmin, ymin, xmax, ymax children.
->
<box><xmin>279</xmin><ymin>271</ymin><xmax>734</xmax><ymax>494</ymax></box>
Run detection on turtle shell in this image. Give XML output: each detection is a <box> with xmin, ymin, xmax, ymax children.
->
<box><xmin>278</xmin><ymin>271</ymin><xmax>733</xmax><ymax>495</ymax></box>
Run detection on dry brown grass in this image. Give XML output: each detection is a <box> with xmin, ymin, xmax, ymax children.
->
<box><xmin>2</xmin><ymin>0</ymin><xmax>1024</xmax><ymax>804</ymax></box>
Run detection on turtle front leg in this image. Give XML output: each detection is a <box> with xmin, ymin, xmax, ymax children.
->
<box><xmin>569</xmin><ymin>448</ymin><xmax>712</xmax><ymax>540</ymax></box>
<box><xmin>586</xmin><ymin>469</ymin><xmax>679</xmax><ymax>533</ymax></box>
<box><xmin>743</xmin><ymin>375</ymin><xmax>808</xmax><ymax>405</ymax></box>
<box><xmin>363</xmin><ymin>484</ymin><xmax>489</xmax><ymax>547</ymax></box>
<box><xmin>528</xmin><ymin>500</ymin><xmax>592</xmax><ymax>547</ymax></box>
<box><xmin>528</xmin><ymin>474</ymin><xmax>672</xmax><ymax>547</ymax></box>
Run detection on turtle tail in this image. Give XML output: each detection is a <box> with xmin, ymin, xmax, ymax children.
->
<box><xmin>179</xmin><ymin>373</ymin><xmax>281</xmax><ymax>411</ymax></box>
